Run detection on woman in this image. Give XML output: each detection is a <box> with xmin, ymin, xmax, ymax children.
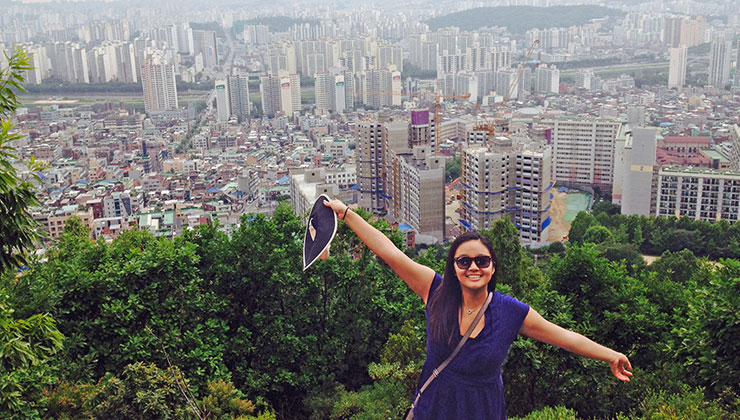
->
<box><xmin>324</xmin><ymin>199</ymin><xmax>632</xmax><ymax>420</ymax></box>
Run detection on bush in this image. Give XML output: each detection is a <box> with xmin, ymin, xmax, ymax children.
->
<box><xmin>511</xmin><ymin>406</ymin><xmax>580</xmax><ymax>420</ymax></box>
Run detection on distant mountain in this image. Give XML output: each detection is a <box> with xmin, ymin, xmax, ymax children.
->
<box><xmin>426</xmin><ymin>6</ymin><xmax>625</xmax><ymax>33</ymax></box>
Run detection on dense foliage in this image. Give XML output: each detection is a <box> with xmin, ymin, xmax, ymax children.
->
<box><xmin>426</xmin><ymin>6</ymin><xmax>625</xmax><ymax>33</ymax></box>
<box><xmin>1</xmin><ymin>206</ymin><xmax>738</xmax><ymax>419</ymax></box>
<box><xmin>1</xmin><ymin>47</ymin><xmax>47</xmax><ymax>272</ymax></box>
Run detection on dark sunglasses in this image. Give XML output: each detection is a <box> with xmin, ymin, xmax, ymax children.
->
<box><xmin>454</xmin><ymin>256</ymin><xmax>493</xmax><ymax>269</ymax></box>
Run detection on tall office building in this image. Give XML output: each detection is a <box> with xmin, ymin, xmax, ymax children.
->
<box><xmin>547</xmin><ymin>119</ymin><xmax>622</xmax><ymax>189</ymax></box>
<box><xmin>668</xmin><ymin>45</ymin><xmax>687</xmax><ymax>89</ymax></box>
<box><xmin>141</xmin><ymin>52</ymin><xmax>178</xmax><ymax>113</ymax></box>
<box><xmin>709</xmin><ymin>37</ymin><xmax>732</xmax><ymax>88</ymax></box>
<box><xmin>227</xmin><ymin>75</ymin><xmax>250</xmax><ymax>118</ymax></box>
<box><xmin>215</xmin><ymin>79</ymin><xmax>230</xmax><ymax>122</ymax></box>
<box><xmin>357</xmin><ymin>122</ymin><xmax>385</xmax><ymax>214</ymax></box>
<box><xmin>535</xmin><ymin>64</ymin><xmax>560</xmax><ymax>94</ymax></box>
<box><xmin>192</xmin><ymin>30</ymin><xmax>218</xmax><ymax>68</ymax></box>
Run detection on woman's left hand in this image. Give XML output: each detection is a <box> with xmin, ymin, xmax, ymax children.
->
<box><xmin>608</xmin><ymin>353</ymin><xmax>633</xmax><ymax>382</ymax></box>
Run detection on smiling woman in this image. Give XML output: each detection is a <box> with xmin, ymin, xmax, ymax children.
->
<box><xmin>322</xmin><ymin>198</ymin><xmax>633</xmax><ymax>420</ymax></box>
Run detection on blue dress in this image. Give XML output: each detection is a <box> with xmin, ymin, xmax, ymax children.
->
<box><xmin>413</xmin><ymin>273</ymin><xmax>530</xmax><ymax>420</ymax></box>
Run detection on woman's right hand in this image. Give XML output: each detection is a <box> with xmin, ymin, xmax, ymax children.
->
<box><xmin>324</xmin><ymin>199</ymin><xmax>349</xmax><ymax>220</ymax></box>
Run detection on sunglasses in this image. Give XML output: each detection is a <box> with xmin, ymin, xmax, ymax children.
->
<box><xmin>454</xmin><ymin>255</ymin><xmax>493</xmax><ymax>269</ymax></box>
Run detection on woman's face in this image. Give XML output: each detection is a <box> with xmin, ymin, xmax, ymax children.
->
<box><xmin>453</xmin><ymin>239</ymin><xmax>495</xmax><ymax>293</ymax></box>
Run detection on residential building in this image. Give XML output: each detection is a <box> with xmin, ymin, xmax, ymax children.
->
<box><xmin>535</xmin><ymin>64</ymin><xmax>560</xmax><ymax>94</ymax></box>
<box><xmin>141</xmin><ymin>52</ymin><xmax>178</xmax><ymax>113</ymax></box>
<box><xmin>547</xmin><ymin>119</ymin><xmax>622</xmax><ymax>190</ymax></box>
<box><xmin>459</xmin><ymin>140</ymin><xmax>553</xmax><ymax>242</ymax></box>
<box><xmin>709</xmin><ymin>37</ymin><xmax>732</xmax><ymax>88</ymax></box>
<box><xmin>668</xmin><ymin>45</ymin><xmax>687</xmax><ymax>89</ymax></box>
<box><xmin>357</xmin><ymin>121</ymin><xmax>385</xmax><ymax>214</ymax></box>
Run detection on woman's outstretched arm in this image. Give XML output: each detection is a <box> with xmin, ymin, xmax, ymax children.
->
<box><xmin>324</xmin><ymin>199</ymin><xmax>436</xmax><ymax>303</ymax></box>
<box><xmin>519</xmin><ymin>308</ymin><xmax>633</xmax><ymax>382</ymax></box>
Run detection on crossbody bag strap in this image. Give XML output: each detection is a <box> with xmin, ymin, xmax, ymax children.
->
<box><xmin>410</xmin><ymin>291</ymin><xmax>493</xmax><ymax>410</ymax></box>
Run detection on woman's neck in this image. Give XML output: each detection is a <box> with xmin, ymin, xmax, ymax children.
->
<box><xmin>461</xmin><ymin>288</ymin><xmax>488</xmax><ymax>311</ymax></box>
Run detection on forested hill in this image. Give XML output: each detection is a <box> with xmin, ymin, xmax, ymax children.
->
<box><xmin>426</xmin><ymin>6</ymin><xmax>625</xmax><ymax>33</ymax></box>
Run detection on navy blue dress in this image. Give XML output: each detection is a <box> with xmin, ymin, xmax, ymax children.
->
<box><xmin>413</xmin><ymin>273</ymin><xmax>530</xmax><ymax>420</ymax></box>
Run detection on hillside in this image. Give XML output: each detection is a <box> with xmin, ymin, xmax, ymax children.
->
<box><xmin>426</xmin><ymin>5</ymin><xmax>624</xmax><ymax>33</ymax></box>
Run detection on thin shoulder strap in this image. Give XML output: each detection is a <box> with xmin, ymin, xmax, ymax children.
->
<box><xmin>408</xmin><ymin>291</ymin><xmax>493</xmax><ymax>413</ymax></box>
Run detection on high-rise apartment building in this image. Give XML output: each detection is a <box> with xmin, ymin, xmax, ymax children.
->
<box><xmin>668</xmin><ymin>45</ymin><xmax>687</xmax><ymax>89</ymax></box>
<box><xmin>357</xmin><ymin>122</ymin><xmax>385</xmax><ymax>214</ymax></box>
<box><xmin>547</xmin><ymin>119</ymin><xmax>622</xmax><ymax>189</ymax></box>
<box><xmin>192</xmin><ymin>30</ymin><xmax>218</xmax><ymax>68</ymax></box>
<box><xmin>279</xmin><ymin>71</ymin><xmax>301</xmax><ymax>117</ymax></box>
<box><xmin>227</xmin><ymin>75</ymin><xmax>250</xmax><ymax>118</ymax></box>
<box><xmin>315</xmin><ymin>72</ymin><xmax>333</xmax><ymax>114</ymax></box>
<box><xmin>141</xmin><ymin>52</ymin><xmax>178</xmax><ymax>113</ymax></box>
<box><xmin>459</xmin><ymin>140</ymin><xmax>553</xmax><ymax>242</ymax></box>
<box><xmin>535</xmin><ymin>64</ymin><xmax>559</xmax><ymax>94</ymax></box>
<box><xmin>728</xmin><ymin>125</ymin><xmax>740</xmax><ymax>172</ymax></box>
<box><xmin>709</xmin><ymin>37</ymin><xmax>732</xmax><ymax>88</ymax></box>
<box><xmin>260</xmin><ymin>74</ymin><xmax>281</xmax><ymax>117</ymax></box>
<box><xmin>393</xmin><ymin>145</ymin><xmax>446</xmax><ymax>242</ymax></box>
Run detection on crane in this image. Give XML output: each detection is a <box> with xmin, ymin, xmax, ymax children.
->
<box><xmin>471</xmin><ymin>40</ymin><xmax>540</xmax><ymax>143</ymax></box>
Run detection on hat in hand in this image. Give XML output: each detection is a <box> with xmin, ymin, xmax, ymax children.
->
<box><xmin>303</xmin><ymin>194</ymin><xmax>337</xmax><ymax>271</ymax></box>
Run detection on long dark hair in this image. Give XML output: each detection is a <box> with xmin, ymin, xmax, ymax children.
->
<box><xmin>428</xmin><ymin>231</ymin><xmax>498</xmax><ymax>349</ymax></box>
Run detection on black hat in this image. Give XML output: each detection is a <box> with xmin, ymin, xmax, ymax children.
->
<box><xmin>303</xmin><ymin>194</ymin><xmax>337</xmax><ymax>271</ymax></box>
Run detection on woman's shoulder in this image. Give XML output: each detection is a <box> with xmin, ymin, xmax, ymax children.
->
<box><xmin>493</xmin><ymin>291</ymin><xmax>529</xmax><ymax>311</ymax></box>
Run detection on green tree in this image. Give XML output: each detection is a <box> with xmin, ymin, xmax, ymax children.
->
<box><xmin>0</xmin><ymin>47</ymin><xmax>46</xmax><ymax>271</ymax></box>
<box><xmin>582</xmin><ymin>224</ymin><xmax>613</xmax><ymax>244</ymax></box>
<box><xmin>568</xmin><ymin>212</ymin><xmax>597</xmax><ymax>244</ymax></box>
<box><xmin>445</xmin><ymin>156</ymin><xmax>461</xmax><ymax>182</ymax></box>
<box><xmin>671</xmin><ymin>259</ymin><xmax>740</xmax><ymax>400</ymax></box>
<box><xmin>0</xmin><ymin>300</ymin><xmax>63</xmax><ymax>418</ymax></box>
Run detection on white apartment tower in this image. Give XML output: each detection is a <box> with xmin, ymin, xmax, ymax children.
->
<box><xmin>279</xmin><ymin>71</ymin><xmax>301</xmax><ymax>117</ymax></box>
<box><xmin>535</xmin><ymin>64</ymin><xmax>560</xmax><ymax>94</ymax></box>
<box><xmin>547</xmin><ymin>119</ymin><xmax>622</xmax><ymax>189</ymax></box>
<box><xmin>215</xmin><ymin>79</ymin><xmax>231</xmax><ymax>122</ymax></box>
<box><xmin>141</xmin><ymin>53</ymin><xmax>178</xmax><ymax>113</ymax></box>
<box><xmin>668</xmin><ymin>45</ymin><xmax>687</xmax><ymax>89</ymax></box>
<box><xmin>709</xmin><ymin>37</ymin><xmax>732</xmax><ymax>88</ymax></box>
